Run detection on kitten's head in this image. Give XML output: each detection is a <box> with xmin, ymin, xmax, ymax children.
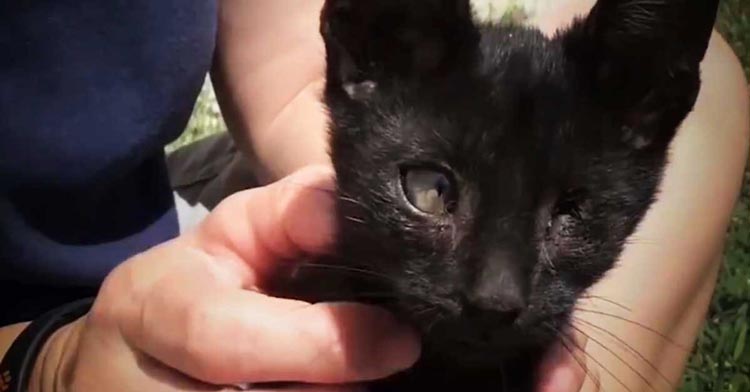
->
<box><xmin>279</xmin><ymin>0</ymin><xmax>717</xmax><ymax>367</ymax></box>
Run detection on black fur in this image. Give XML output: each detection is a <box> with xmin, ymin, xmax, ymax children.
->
<box><xmin>266</xmin><ymin>0</ymin><xmax>718</xmax><ymax>390</ymax></box>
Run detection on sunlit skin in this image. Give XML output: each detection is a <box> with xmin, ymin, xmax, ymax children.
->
<box><xmin>1</xmin><ymin>1</ymin><xmax>747</xmax><ymax>391</ymax></box>
<box><xmin>212</xmin><ymin>0</ymin><xmax>748</xmax><ymax>390</ymax></box>
<box><xmin>7</xmin><ymin>167</ymin><xmax>421</xmax><ymax>392</ymax></box>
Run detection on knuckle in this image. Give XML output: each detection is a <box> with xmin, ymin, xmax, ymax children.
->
<box><xmin>221</xmin><ymin>189</ymin><xmax>252</xmax><ymax>210</ymax></box>
<box><xmin>87</xmin><ymin>262</ymin><xmax>137</xmax><ymax>329</ymax></box>
<box><xmin>308</xmin><ymin>318</ymin><xmax>372</xmax><ymax>381</ymax></box>
<box><xmin>275</xmin><ymin>178</ymin><xmax>299</xmax><ymax>206</ymax></box>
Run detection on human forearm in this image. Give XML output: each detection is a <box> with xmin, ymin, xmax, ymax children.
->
<box><xmin>573</xmin><ymin>30</ymin><xmax>749</xmax><ymax>391</ymax></box>
<box><xmin>212</xmin><ymin>0</ymin><xmax>331</xmax><ymax>184</ymax></box>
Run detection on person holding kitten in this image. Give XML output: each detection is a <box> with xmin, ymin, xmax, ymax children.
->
<box><xmin>1</xmin><ymin>1</ymin><xmax>748</xmax><ymax>391</ymax></box>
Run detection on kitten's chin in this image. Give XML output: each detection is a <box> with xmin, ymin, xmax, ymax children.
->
<box><xmin>418</xmin><ymin>315</ymin><xmax>563</xmax><ymax>369</ymax></box>
<box><xmin>412</xmin><ymin>308</ymin><xmax>568</xmax><ymax>369</ymax></box>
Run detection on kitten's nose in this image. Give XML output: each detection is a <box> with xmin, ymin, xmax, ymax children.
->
<box><xmin>466</xmin><ymin>276</ymin><xmax>526</xmax><ymax>318</ymax></box>
<box><xmin>466</xmin><ymin>252</ymin><xmax>528</xmax><ymax>318</ymax></box>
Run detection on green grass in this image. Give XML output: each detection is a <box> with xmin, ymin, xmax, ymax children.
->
<box><xmin>179</xmin><ymin>2</ymin><xmax>750</xmax><ymax>390</ymax></box>
<box><xmin>168</xmin><ymin>78</ymin><xmax>226</xmax><ymax>152</ymax></box>
<box><xmin>717</xmin><ymin>0</ymin><xmax>750</xmax><ymax>78</ymax></box>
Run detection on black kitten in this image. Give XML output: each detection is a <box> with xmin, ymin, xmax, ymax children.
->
<box><xmin>267</xmin><ymin>0</ymin><xmax>719</xmax><ymax>390</ymax></box>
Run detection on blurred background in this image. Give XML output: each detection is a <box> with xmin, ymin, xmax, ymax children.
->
<box><xmin>175</xmin><ymin>1</ymin><xmax>750</xmax><ymax>390</ymax></box>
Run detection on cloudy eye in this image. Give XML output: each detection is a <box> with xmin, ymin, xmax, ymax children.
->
<box><xmin>401</xmin><ymin>168</ymin><xmax>457</xmax><ymax>215</ymax></box>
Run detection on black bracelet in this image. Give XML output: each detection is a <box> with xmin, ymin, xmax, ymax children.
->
<box><xmin>0</xmin><ymin>298</ymin><xmax>94</xmax><ymax>392</ymax></box>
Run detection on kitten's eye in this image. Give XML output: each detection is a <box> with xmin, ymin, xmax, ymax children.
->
<box><xmin>547</xmin><ymin>189</ymin><xmax>585</xmax><ymax>233</ymax></box>
<box><xmin>401</xmin><ymin>168</ymin><xmax>457</xmax><ymax>215</ymax></box>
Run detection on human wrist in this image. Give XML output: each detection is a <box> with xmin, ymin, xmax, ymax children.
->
<box><xmin>0</xmin><ymin>323</ymin><xmax>31</xmax><ymax>359</ymax></box>
<box><xmin>28</xmin><ymin>317</ymin><xmax>83</xmax><ymax>392</ymax></box>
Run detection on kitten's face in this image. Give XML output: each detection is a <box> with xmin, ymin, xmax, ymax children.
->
<box><xmin>326</xmin><ymin>35</ymin><xmax>651</xmax><ymax>362</ymax></box>
<box><xmin>274</xmin><ymin>0</ymin><xmax>717</xmax><ymax>367</ymax></box>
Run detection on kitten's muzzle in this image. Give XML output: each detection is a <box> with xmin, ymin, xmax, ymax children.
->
<box><xmin>461</xmin><ymin>305</ymin><xmax>521</xmax><ymax>332</ymax></box>
<box><xmin>465</xmin><ymin>248</ymin><xmax>529</xmax><ymax>319</ymax></box>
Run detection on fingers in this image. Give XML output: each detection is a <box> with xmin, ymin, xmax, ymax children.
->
<box><xmin>537</xmin><ymin>329</ymin><xmax>591</xmax><ymax>392</ymax></box>
<box><xmin>190</xmin><ymin>164</ymin><xmax>338</xmax><ymax>286</ymax></box>
<box><xmin>125</xmin><ymin>279</ymin><xmax>419</xmax><ymax>385</ymax></box>
<box><xmin>97</xmin><ymin>165</ymin><xmax>420</xmax><ymax>390</ymax></box>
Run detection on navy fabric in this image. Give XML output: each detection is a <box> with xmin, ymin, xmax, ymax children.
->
<box><xmin>0</xmin><ymin>0</ymin><xmax>218</xmax><ymax>325</ymax></box>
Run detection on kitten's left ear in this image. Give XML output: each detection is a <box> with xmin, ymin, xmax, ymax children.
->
<box><xmin>562</xmin><ymin>0</ymin><xmax>720</xmax><ymax>149</ymax></box>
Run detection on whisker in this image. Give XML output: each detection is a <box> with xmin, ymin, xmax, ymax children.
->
<box><xmin>573</xmin><ymin>317</ymin><xmax>675</xmax><ymax>389</ymax></box>
<box><xmin>578</xmin><ymin>295</ymin><xmax>633</xmax><ymax>312</ymax></box>
<box><xmin>294</xmin><ymin>293</ymin><xmax>374</xmax><ymax>303</ymax></box>
<box><xmin>548</xmin><ymin>324</ymin><xmax>632</xmax><ymax>392</ymax></box>
<box><xmin>573</xmin><ymin>308</ymin><xmax>690</xmax><ymax>351</ymax></box>
<box><xmin>551</xmin><ymin>326</ymin><xmax>604</xmax><ymax>392</ymax></box>
<box><xmin>343</xmin><ymin>215</ymin><xmax>367</xmax><ymax>224</ymax></box>
<box><xmin>296</xmin><ymin>263</ymin><xmax>395</xmax><ymax>283</ymax></box>
<box><xmin>567</xmin><ymin>323</ymin><xmax>657</xmax><ymax>391</ymax></box>
<box><xmin>625</xmin><ymin>236</ymin><xmax>659</xmax><ymax>246</ymax></box>
<box><xmin>337</xmin><ymin>195</ymin><xmax>379</xmax><ymax>215</ymax></box>
<box><xmin>337</xmin><ymin>195</ymin><xmax>359</xmax><ymax>203</ymax></box>
<box><xmin>431</xmin><ymin>127</ymin><xmax>451</xmax><ymax>148</ymax></box>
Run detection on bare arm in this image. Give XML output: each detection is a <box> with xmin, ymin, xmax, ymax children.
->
<box><xmin>211</xmin><ymin>0</ymin><xmax>330</xmax><ymax>184</ymax></box>
<box><xmin>578</xmin><ymin>34</ymin><xmax>747</xmax><ymax>391</ymax></box>
<box><xmin>534</xmin><ymin>2</ymin><xmax>750</xmax><ymax>389</ymax></box>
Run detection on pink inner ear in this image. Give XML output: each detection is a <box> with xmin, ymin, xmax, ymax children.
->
<box><xmin>343</xmin><ymin>80</ymin><xmax>377</xmax><ymax>101</ymax></box>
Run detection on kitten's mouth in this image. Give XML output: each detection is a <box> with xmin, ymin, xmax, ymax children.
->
<box><xmin>420</xmin><ymin>319</ymin><xmax>536</xmax><ymax>366</ymax></box>
<box><xmin>418</xmin><ymin>311</ymin><xmax>525</xmax><ymax>346</ymax></box>
<box><xmin>409</xmin><ymin>305</ymin><xmax>567</xmax><ymax>366</ymax></box>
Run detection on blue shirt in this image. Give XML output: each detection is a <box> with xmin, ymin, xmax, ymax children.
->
<box><xmin>0</xmin><ymin>0</ymin><xmax>217</xmax><ymax>325</ymax></box>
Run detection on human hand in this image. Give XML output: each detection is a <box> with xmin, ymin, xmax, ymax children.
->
<box><xmin>536</xmin><ymin>331</ymin><xmax>590</xmax><ymax>392</ymax></box>
<box><xmin>31</xmin><ymin>166</ymin><xmax>420</xmax><ymax>392</ymax></box>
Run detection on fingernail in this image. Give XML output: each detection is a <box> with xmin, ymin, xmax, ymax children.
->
<box><xmin>377</xmin><ymin>324</ymin><xmax>422</xmax><ymax>374</ymax></box>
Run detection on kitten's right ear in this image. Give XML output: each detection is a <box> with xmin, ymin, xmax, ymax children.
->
<box><xmin>320</xmin><ymin>0</ymin><xmax>479</xmax><ymax>100</ymax></box>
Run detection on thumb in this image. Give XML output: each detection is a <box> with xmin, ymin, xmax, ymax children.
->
<box><xmin>188</xmin><ymin>164</ymin><xmax>339</xmax><ymax>287</ymax></box>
